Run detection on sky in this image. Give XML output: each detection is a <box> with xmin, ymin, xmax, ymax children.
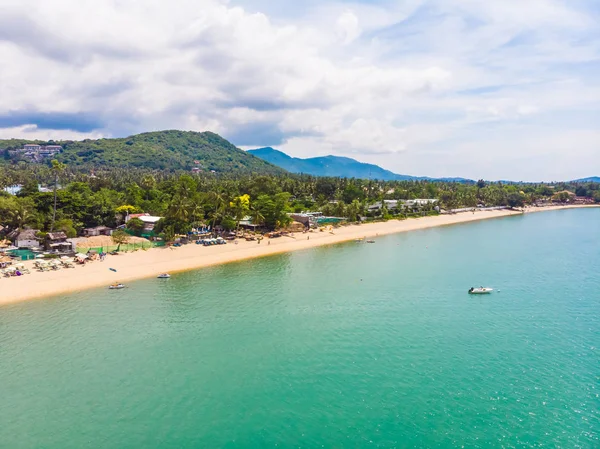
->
<box><xmin>0</xmin><ymin>0</ymin><xmax>599</xmax><ymax>181</ymax></box>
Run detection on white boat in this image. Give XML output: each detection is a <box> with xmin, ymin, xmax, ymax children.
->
<box><xmin>109</xmin><ymin>283</ymin><xmax>125</xmax><ymax>290</ymax></box>
<box><xmin>468</xmin><ymin>287</ymin><xmax>493</xmax><ymax>294</ymax></box>
<box><xmin>157</xmin><ymin>273</ymin><xmax>171</xmax><ymax>279</ymax></box>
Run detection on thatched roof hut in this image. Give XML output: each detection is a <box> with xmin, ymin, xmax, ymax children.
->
<box><xmin>282</xmin><ymin>221</ymin><xmax>306</xmax><ymax>232</ymax></box>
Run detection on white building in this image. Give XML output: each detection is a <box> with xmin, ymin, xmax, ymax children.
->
<box><xmin>126</xmin><ymin>213</ymin><xmax>163</xmax><ymax>231</ymax></box>
<box><xmin>16</xmin><ymin>144</ymin><xmax>62</xmax><ymax>160</ymax></box>
<box><xmin>15</xmin><ymin>229</ymin><xmax>40</xmax><ymax>248</ymax></box>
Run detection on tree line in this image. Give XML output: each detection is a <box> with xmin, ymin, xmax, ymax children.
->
<box><xmin>1</xmin><ymin>163</ymin><xmax>598</xmax><ymax>240</ymax></box>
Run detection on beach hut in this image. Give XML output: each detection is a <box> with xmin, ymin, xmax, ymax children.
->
<box><xmin>14</xmin><ymin>229</ymin><xmax>41</xmax><ymax>249</ymax></box>
<box><xmin>284</xmin><ymin>221</ymin><xmax>306</xmax><ymax>233</ymax></box>
<box><xmin>45</xmin><ymin>232</ymin><xmax>71</xmax><ymax>252</ymax></box>
<box><xmin>238</xmin><ymin>216</ymin><xmax>261</xmax><ymax>231</ymax></box>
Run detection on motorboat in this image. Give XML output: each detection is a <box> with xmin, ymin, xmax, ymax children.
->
<box><xmin>468</xmin><ymin>287</ymin><xmax>493</xmax><ymax>294</ymax></box>
<box><xmin>109</xmin><ymin>283</ymin><xmax>125</xmax><ymax>290</ymax></box>
<box><xmin>157</xmin><ymin>273</ymin><xmax>171</xmax><ymax>279</ymax></box>
<box><xmin>366</xmin><ymin>240</ymin><xmax>375</xmax><ymax>243</ymax></box>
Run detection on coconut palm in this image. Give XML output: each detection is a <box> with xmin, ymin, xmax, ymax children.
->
<box><xmin>50</xmin><ymin>159</ymin><xmax>66</xmax><ymax>231</ymax></box>
<box><xmin>249</xmin><ymin>207</ymin><xmax>265</xmax><ymax>227</ymax></box>
<box><xmin>9</xmin><ymin>199</ymin><xmax>35</xmax><ymax>229</ymax></box>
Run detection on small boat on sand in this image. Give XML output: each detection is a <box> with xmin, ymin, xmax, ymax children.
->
<box><xmin>157</xmin><ymin>273</ymin><xmax>171</xmax><ymax>279</ymax></box>
<box><xmin>468</xmin><ymin>287</ymin><xmax>493</xmax><ymax>294</ymax></box>
<box><xmin>109</xmin><ymin>283</ymin><xmax>125</xmax><ymax>290</ymax></box>
<box><xmin>366</xmin><ymin>240</ymin><xmax>375</xmax><ymax>243</ymax></box>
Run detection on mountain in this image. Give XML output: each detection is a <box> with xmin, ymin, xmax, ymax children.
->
<box><xmin>572</xmin><ymin>177</ymin><xmax>600</xmax><ymax>183</ymax></box>
<box><xmin>248</xmin><ymin>147</ymin><xmax>471</xmax><ymax>182</ymax></box>
<box><xmin>248</xmin><ymin>147</ymin><xmax>403</xmax><ymax>180</ymax></box>
<box><xmin>0</xmin><ymin>131</ymin><xmax>285</xmax><ymax>175</ymax></box>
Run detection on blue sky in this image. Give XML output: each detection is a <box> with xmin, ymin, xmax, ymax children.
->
<box><xmin>0</xmin><ymin>0</ymin><xmax>598</xmax><ymax>180</ymax></box>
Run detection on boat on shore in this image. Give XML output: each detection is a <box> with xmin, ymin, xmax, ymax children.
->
<box><xmin>468</xmin><ymin>287</ymin><xmax>493</xmax><ymax>294</ymax></box>
<box><xmin>157</xmin><ymin>273</ymin><xmax>171</xmax><ymax>279</ymax></box>
<box><xmin>109</xmin><ymin>283</ymin><xmax>125</xmax><ymax>290</ymax></box>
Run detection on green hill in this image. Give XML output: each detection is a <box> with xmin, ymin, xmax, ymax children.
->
<box><xmin>0</xmin><ymin>131</ymin><xmax>286</xmax><ymax>175</ymax></box>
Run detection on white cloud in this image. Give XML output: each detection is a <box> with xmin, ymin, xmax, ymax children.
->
<box><xmin>335</xmin><ymin>11</ymin><xmax>361</xmax><ymax>44</ymax></box>
<box><xmin>0</xmin><ymin>125</ymin><xmax>103</xmax><ymax>141</ymax></box>
<box><xmin>0</xmin><ymin>0</ymin><xmax>598</xmax><ymax>179</ymax></box>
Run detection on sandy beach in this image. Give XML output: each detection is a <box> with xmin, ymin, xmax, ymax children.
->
<box><xmin>1</xmin><ymin>205</ymin><xmax>597</xmax><ymax>306</ymax></box>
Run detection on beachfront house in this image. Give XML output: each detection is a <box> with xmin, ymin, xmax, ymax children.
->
<box><xmin>238</xmin><ymin>216</ymin><xmax>261</xmax><ymax>231</ymax></box>
<box><xmin>83</xmin><ymin>226</ymin><xmax>113</xmax><ymax>237</ymax></box>
<box><xmin>368</xmin><ymin>199</ymin><xmax>438</xmax><ymax>213</ymax></box>
<box><xmin>45</xmin><ymin>232</ymin><xmax>72</xmax><ymax>252</ymax></box>
<box><xmin>125</xmin><ymin>213</ymin><xmax>163</xmax><ymax>232</ymax></box>
<box><xmin>289</xmin><ymin>213</ymin><xmax>311</xmax><ymax>228</ymax></box>
<box><xmin>14</xmin><ymin>229</ymin><xmax>41</xmax><ymax>248</ymax></box>
<box><xmin>368</xmin><ymin>200</ymin><xmax>400</xmax><ymax>213</ymax></box>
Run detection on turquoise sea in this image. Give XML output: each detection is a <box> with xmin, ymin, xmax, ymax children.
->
<box><xmin>1</xmin><ymin>209</ymin><xmax>598</xmax><ymax>448</ymax></box>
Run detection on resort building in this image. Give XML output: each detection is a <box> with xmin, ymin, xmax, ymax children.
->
<box><xmin>126</xmin><ymin>213</ymin><xmax>163</xmax><ymax>232</ymax></box>
<box><xmin>14</xmin><ymin>229</ymin><xmax>41</xmax><ymax>248</ymax></box>
<box><xmin>11</xmin><ymin>144</ymin><xmax>63</xmax><ymax>162</ymax></box>
<box><xmin>368</xmin><ymin>199</ymin><xmax>438</xmax><ymax>212</ymax></box>
<box><xmin>46</xmin><ymin>232</ymin><xmax>72</xmax><ymax>252</ymax></box>
<box><xmin>83</xmin><ymin>226</ymin><xmax>113</xmax><ymax>237</ymax></box>
<box><xmin>238</xmin><ymin>216</ymin><xmax>261</xmax><ymax>231</ymax></box>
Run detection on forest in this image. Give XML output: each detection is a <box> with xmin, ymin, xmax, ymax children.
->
<box><xmin>1</xmin><ymin>161</ymin><xmax>598</xmax><ymax>242</ymax></box>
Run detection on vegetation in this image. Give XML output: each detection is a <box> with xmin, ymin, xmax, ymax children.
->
<box><xmin>0</xmin><ymin>131</ymin><xmax>285</xmax><ymax>175</ymax></box>
<box><xmin>111</xmin><ymin>230</ymin><xmax>130</xmax><ymax>250</ymax></box>
<box><xmin>0</xmin><ymin>160</ymin><xmax>598</xmax><ymax>243</ymax></box>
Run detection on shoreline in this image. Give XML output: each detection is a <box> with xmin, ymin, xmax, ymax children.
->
<box><xmin>1</xmin><ymin>204</ymin><xmax>597</xmax><ymax>306</ymax></box>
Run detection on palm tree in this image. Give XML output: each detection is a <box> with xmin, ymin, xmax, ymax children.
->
<box><xmin>168</xmin><ymin>194</ymin><xmax>190</xmax><ymax>221</ymax></box>
<box><xmin>188</xmin><ymin>200</ymin><xmax>205</xmax><ymax>227</ymax></box>
<box><xmin>207</xmin><ymin>191</ymin><xmax>226</xmax><ymax>232</ymax></box>
<box><xmin>231</xmin><ymin>195</ymin><xmax>250</xmax><ymax>232</ymax></box>
<box><xmin>249</xmin><ymin>207</ymin><xmax>265</xmax><ymax>227</ymax></box>
<box><xmin>50</xmin><ymin>160</ymin><xmax>65</xmax><ymax>231</ymax></box>
<box><xmin>140</xmin><ymin>174</ymin><xmax>156</xmax><ymax>191</ymax></box>
<box><xmin>9</xmin><ymin>199</ymin><xmax>34</xmax><ymax>229</ymax></box>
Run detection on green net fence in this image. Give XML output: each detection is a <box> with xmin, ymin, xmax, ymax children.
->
<box><xmin>75</xmin><ymin>240</ymin><xmax>164</xmax><ymax>253</ymax></box>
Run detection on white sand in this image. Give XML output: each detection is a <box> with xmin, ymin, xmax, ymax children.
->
<box><xmin>1</xmin><ymin>205</ymin><xmax>596</xmax><ymax>306</ymax></box>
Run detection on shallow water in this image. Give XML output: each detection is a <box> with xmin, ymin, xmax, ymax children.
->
<box><xmin>1</xmin><ymin>209</ymin><xmax>599</xmax><ymax>448</ymax></box>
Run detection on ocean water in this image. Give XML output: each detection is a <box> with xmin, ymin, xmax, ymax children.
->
<box><xmin>1</xmin><ymin>209</ymin><xmax>598</xmax><ymax>448</ymax></box>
